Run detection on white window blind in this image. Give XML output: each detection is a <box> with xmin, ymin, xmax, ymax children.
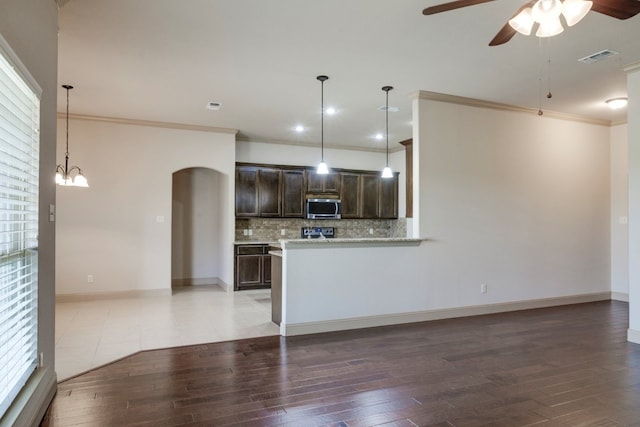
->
<box><xmin>0</xmin><ymin>39</ymin><xmax>40</xmax><ymax>418</ymax></box>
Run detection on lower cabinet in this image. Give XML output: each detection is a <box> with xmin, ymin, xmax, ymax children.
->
<box><xmin>234</xmin><ymin>244</ymin><xmax>272</xmax><ymax>290</ymax></box>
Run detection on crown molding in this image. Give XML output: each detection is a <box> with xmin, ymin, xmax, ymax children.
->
<box><xmin>410</xmin><ymin>90</ymin><xmax>612</xmax><ymax>127</ymax></box>
<box><xmin>623</xmin><ymin>61</ymin><xmax>640</xmax><ymax>73</ymax></box>
<box><xmin>236</xmin><ymin>135</ymin><xmax>405</xmax><ymax>154</ymax></box>
<box><xmin>58</xmin><ymin>113</ymin><xmax>238</xmax><ymax>135</ymax></box>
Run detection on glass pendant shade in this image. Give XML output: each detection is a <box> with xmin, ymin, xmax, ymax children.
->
<box><xmin>381</xmin><ymin>166</ymin><xmax>393</xmax><ymax>178</ymax></box>
<box><xmin>531</xmin><ymin>0</ymin><xmax>563</xmax><ymax>24</ymax></box>
<box><xmin>509</xmin><ymin>7</ymin><xmax>534</xmax><ymax>35</ymax></box>
<box><xmin>536</xmin><ymin>16</ymin><xmax>564</xmax><ymax>37</ymax></box>
<box><xmin>317</xmin><ymin>161</ymin><xmax>329</xmax><ymax>175</ymax></box>
<box><xmin>55</xmin><ymin>172</ymin><xmax>65</xmax><ymax>185</ymax></box>
<box><xmin>561</xmin><ymin>0</ymin><xmax>592</xmax><ymax>26</ymax></box>
<box><xmin>73</xmin><ymin>173</ymin><xmax>89</xmax><ymax>187</ymax></box>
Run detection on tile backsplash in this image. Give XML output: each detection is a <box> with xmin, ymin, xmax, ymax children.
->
<box><xmin>235</xmin><ymin>218</ymin><xmax>407</xmax><ymax>241</ymax></box>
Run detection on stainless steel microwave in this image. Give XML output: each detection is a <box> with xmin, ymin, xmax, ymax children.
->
<box><xmin>306</xmin><ymin>198</ymin><xmax>341</xmax><ymax>219</ymax></box>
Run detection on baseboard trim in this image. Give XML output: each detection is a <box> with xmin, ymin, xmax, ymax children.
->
<box><xmin>216</xmin><ymin>279</ymin><xmax>233</xmax><ymax>293</ymax></box>
<box><xmin>281</xmin><ymin>292</ymin><xmax>611</xmax><ymax>336</ymax></box>
<box><xmin>629</xmin><ymin>329</ymin><xmax>640</xmax><ymax>344</ymax></box>
<box><xmin>3</xmin><ymin>367</ymin><xmax>57</xmax><ymax>427</ymax></box>
<box><xmin>56</xmin><ymin>288</ymin><xmax>171</xmax><ymax>303</ymax></box>
<box><xmin>171</xmin><ymin>277</ymin><xmax>219</xmax><ymax>287</ymax></box>
<box><xmin>611</xmin><ymin>291</ymin><xmax>629</xmax><ymax>302</ymax></box>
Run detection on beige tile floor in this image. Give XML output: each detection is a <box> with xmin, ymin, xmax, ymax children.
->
<box><xmin>55</xmin><ymin>286</ymin><xmax>279</xmax><ymax>381</ymax></box>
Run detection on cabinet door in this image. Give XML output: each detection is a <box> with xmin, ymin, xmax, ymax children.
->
<box><xmin>323</xmin><ymin>173</ymin><xmax>340</xmax><ymax>193</ymax></box>
<box><xmin>235</xmin><ymin>167</ymin><xmax>259</xmax><ymax>217</ymax></box>
<box><xmin>306</xmin><ymin>171</ymin><xmax>324</xmax><ymax>193</ymax></box>
<box><xmin>236</xmin><ymin>254</ymin><xmax>263</xmax><ymax>289</ymax></box>
<box><xmin>361</xmin><ymin>174</ymin><xmax>380</xmax><ymax>219</ymax></box>
<box><xmin>258</xmin><ymin>168</ymin><xmax>282</xmax><ymax>217</ymax></box>
<box><xmin>282</xmin><ymin>170</ymin><xmax>305</xmax><ymax>217</ymax></box>
<box><xmin>263</xmin><ymin>254</ymin><xmax>272</xmax><ymax>285</ymax></box>
<box><xmin>307</xmin><ymin>170</ymin><xmax>340</xmax><ymax>193</ymax></box>
<box><xmin>340</xmin><ymin>172</ymin><xmax>361</xmax><ymax>218</ymax></box>
<box><xmin>379</xmin><ymin>173</ymin><xmax>398</xmax><ymax>219</ymax></box>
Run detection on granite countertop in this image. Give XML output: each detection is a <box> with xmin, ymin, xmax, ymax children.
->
<box><xmin>233</xmin><ymin>240</ymin><xmax>280</xmax><ymax>246</ymax></box>
<box><xmin>280</xmin><ymin>237</ymin><xmax>424</xmax><ymax>248</ymax></box>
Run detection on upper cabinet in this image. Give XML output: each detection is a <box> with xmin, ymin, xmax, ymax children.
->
<box><xmin>235</xmin><ymin>163</ymin><xmax>398</xmax><ymax>219</ymax></box>
<box><xmin>307</xmin><ymin>170</ymin><xmax>340</xmax><ymax>194</ymax></box>
<box><xmin>236</xmin><ymin>164</ymin><xmax>304</xmax><ymax>218</ymax></box>
<box><xmin>282</xmin><ymin>169</ymin><xmax>305</xmax><ymax>217</ymax></box>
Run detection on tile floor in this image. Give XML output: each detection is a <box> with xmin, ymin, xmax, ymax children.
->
<box><xmin>54</xmin><ymin>286</ymin><xmax>279</xmax><ymax>381</ymax></box>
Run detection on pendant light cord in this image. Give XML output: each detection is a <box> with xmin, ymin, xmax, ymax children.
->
<box><xmin>385</xmin><ymin>89</ymin><xmax>389</xmax><ymax>167</ymax></box>
<box><xmin>65</xmin><ymin>86</ymin><xmax>70</xmax><ymax>156</ymax></box>
<box><xmin>321</xmin><ymin>79</ymin><xmax>324</xmax><ymax>162</ymax></box>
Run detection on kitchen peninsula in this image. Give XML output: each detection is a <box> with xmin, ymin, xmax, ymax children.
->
<box><xmin>271</xmin><ymin>236</ymin><xmax>425</xmax><ymax>336</ymax></box>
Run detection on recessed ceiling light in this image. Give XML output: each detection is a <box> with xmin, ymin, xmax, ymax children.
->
<box><xmin>294</xmin><ymin>125</ymin><xmax>305</xmax><ymax>132</ymax></box>
<box><xmin>606</xmin><ymin>97</ymin><xmax>628</xmax><ymax>110</ymax></box>
<box><xmin>374</xmin><ymin>133</ymin><xmax>384</xmax><ymax>140</ymax></box>
<box><xmin>206</xmin><ymin>101</ymin><xmax>221</xmax><ymax>111</ymax></box>
<box><xmin>325</xmin><ymin>107</ymin><xmax>337</xmax><ymax>115</ymax></box>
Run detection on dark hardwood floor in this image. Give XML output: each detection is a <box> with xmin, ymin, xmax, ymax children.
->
<box><xmin>41</xmin><ymin>301</ymin><xmax>640</xmax><ymax>426</ymax></box>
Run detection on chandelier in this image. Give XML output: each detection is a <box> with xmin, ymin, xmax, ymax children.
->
<box><xmin>55</xmin><ymin>84</ymin><xmax>89</xmax><ymax>187</ymax></box>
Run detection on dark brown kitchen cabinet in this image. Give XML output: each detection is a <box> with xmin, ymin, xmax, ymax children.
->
<box><xmin>361</xmin><ymin>174</ymin><xmax>380</xmax><ymax>218</ymax></box>
<box><xmin>379</xmin><ymin>173</ymin><xmax>399</xmax><ymax>219</ymax></box>
<box><xmin>234</xmin><ymin>244</ymin><xmax>271</xmax><ymax>290</ymax></box>
<box><xmin>360</xmin><ymin>172</ymin><xmax>399</xmax><ymax>219</ymax></box>
<box><xmin>340</xmin><ymin>172</ymin><xmax>361</xmax><ymax>218</ymax></box>
<box><xmin>282</xmin><ymin>169</ymin><xmax>305</xmax><ymax>217</ymax></box>
<box><xmin>258</xmin><ymin>168</ymin><xmax>282</xmax><ymax>217</ymax></box>
<box><xmin>235</xmin><ymin>167</ymin><xmax>259</xmax><ymax>217</ymax></box>
<box><xmin>307</xmin><ymin>170</ymin><xmax>340</xmax><ymax>194</ymax></box>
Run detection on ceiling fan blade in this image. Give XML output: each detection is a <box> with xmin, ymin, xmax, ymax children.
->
<box><xmin>488</xmin><ymin>22</ymin><xmax>518</xmax><ymax>46</ymax></box>
<box><xmin>422</xmin><ymin>0</ymin><xmax>495</xmax><ymax>15</ymax></box>
<box><xmin>488</xmin><ymin>1</ymin><xmax>536</xmax><ymax>46</ymax></box>
<box><xmin>591</xmin><ymin>0</ymin><xmax>640</xmax><ymax>19</ymax></box>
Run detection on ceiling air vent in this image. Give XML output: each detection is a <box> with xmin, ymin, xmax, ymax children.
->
<box><xmin>206</xmin><ymin>101</ymin><xmax>222</xmax><ymax>111</ymax></box>
<box><xmin>578</xmin><ymin>49</ymin><xmax>619</xmax><ymax>64</ymax></box>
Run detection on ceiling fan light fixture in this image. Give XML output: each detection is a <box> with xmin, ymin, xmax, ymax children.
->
<box><xmin>509</xmin><ymin>7</ymin><xmax>534</xmax><ymax>35</ymax></box>
<box><xmin>532</xmin><ymin>0</ymin><xmax>563</xmax><ymax>24</ymax></box>
<box><xmin>535</xmin><ymin>16</ymin><xmax>564</xmax><ymax>37</ymax></box>
<box><xmin>606</xmin><ymin>97</ymin><xmax>628</xmax><ymax>109</ymax></box>
<box><xmin>561</xmin><ymin>0</ymin><xmax>593</xmax><ymax>26</ymax></box>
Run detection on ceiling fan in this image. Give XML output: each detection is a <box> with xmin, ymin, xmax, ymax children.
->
<box><xmin>422</xmin><ymin>0</ymin><xmax>640</xmax><ymax>46</ymax></box>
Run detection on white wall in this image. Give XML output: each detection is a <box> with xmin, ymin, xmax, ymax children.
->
<box><xmin>171</xmin><ymin>168</ymin><xmax>222</xmax><ymax>284</ymax></box>
<box><xmin>627</xmin><ymin>64</ymin><xmax>640</xmax><ymax>343</ymax></box>
<box><xmin>0</xmin><ymin>0</ymin><xmax>58</xmax><ymax>425</ymax></box>
<box><xmin>237</xmin><ymin>140</ymin><xmax>407</xmax><ymax>217</ymax></box>
<box><xmin>56</xmin><ymin>118</ymin><xmax>236</xmax><ymax>295</ymax></box>
<box><xmin>610</xmin><ymin>124</ymin><xmax>629</xmax><ymax>299</ymax></box>
<box><xmin>281</xmin><ymin>95</ymin><xmax>613</xmax><ymax>333</ymax></box>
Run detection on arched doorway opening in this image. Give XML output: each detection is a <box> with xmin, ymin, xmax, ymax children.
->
<box><xmin>171</xmin><ymin>167</ymin><xmax>224</xmax><ymax>288</ymax></box>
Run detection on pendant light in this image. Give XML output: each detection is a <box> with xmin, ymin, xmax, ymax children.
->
<box><xmin>55</xmin><ymin>85</ymin><xmax>89</xmax><ymax>187</ymax></box>
<box><xmin>316</xmin><ymin>75</ymin><xmax>329</xmax><ymax>175</ymax></box>
<box><xmin>381</xmin><ymin>85</ymin><xmax>394</xmax><ymax>179</ymax></box>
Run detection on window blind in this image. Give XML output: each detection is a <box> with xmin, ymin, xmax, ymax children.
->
<box><xmin>0</xmin><ymin>39</ymin><xmax>40</xmax><ymax>418</ymax></box>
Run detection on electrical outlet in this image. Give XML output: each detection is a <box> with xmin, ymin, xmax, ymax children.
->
<box><xmin>243</xmin><ymin>229</ymin><xmax>249</xmax><ymax>236</ymax></box>
<box><xmin>248</xmin><ymin>229</ymin><xmax>253</xmax><ymax>236</ymax></box>
<box><xmin>481</xmin><ymin>283</ymin><xmax>487</xmax><ymax>294</ymax></box>
<box><xmin>369</xmin><ymin>228</ymin><xmax>374</xmax><ymax>235</ymax></box>
<box><xmin>87</xmin><ymin>274</ymin><xmax>94</xmax><ymax>283</ymax></box>
<box><xmin>280</xmin><ymin>229</ymin><xmax>286</xmax><ymax>236</ymax></box>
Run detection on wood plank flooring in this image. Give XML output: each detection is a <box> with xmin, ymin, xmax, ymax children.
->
<box><xmin>41</xmin><ymin>301</ymin><xmax>640</xmax><ymax>426</ymax></box>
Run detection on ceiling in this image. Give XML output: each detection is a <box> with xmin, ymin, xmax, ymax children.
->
<box><xmin>57</xmin><ymin>0</ymin><xmax>639</xmax><ymax>151</ymax></box>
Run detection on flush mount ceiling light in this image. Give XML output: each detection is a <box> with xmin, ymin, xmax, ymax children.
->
<box><xmin>508</xmin><ymin>0</ymin><xmax>592</xmax><ymax>37</ymax></box>
<box><xmin>316</xmin><ymin>75</ymin><xmax>329</xmax><ymax>175</ymax></box>
<box><xmin>606</xmin><ymin>97</ymin><xmax>628</xmax><ymax>109</ymax></box>
<box><xmin>55</xmin><ymin>85</ymin><xmax>89</xmax><ymax>187</ymax></box>
<box><xmin>381</xmin><ymin>86</ymin><xmax>394</xmax><ymax>179</ymax></box>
